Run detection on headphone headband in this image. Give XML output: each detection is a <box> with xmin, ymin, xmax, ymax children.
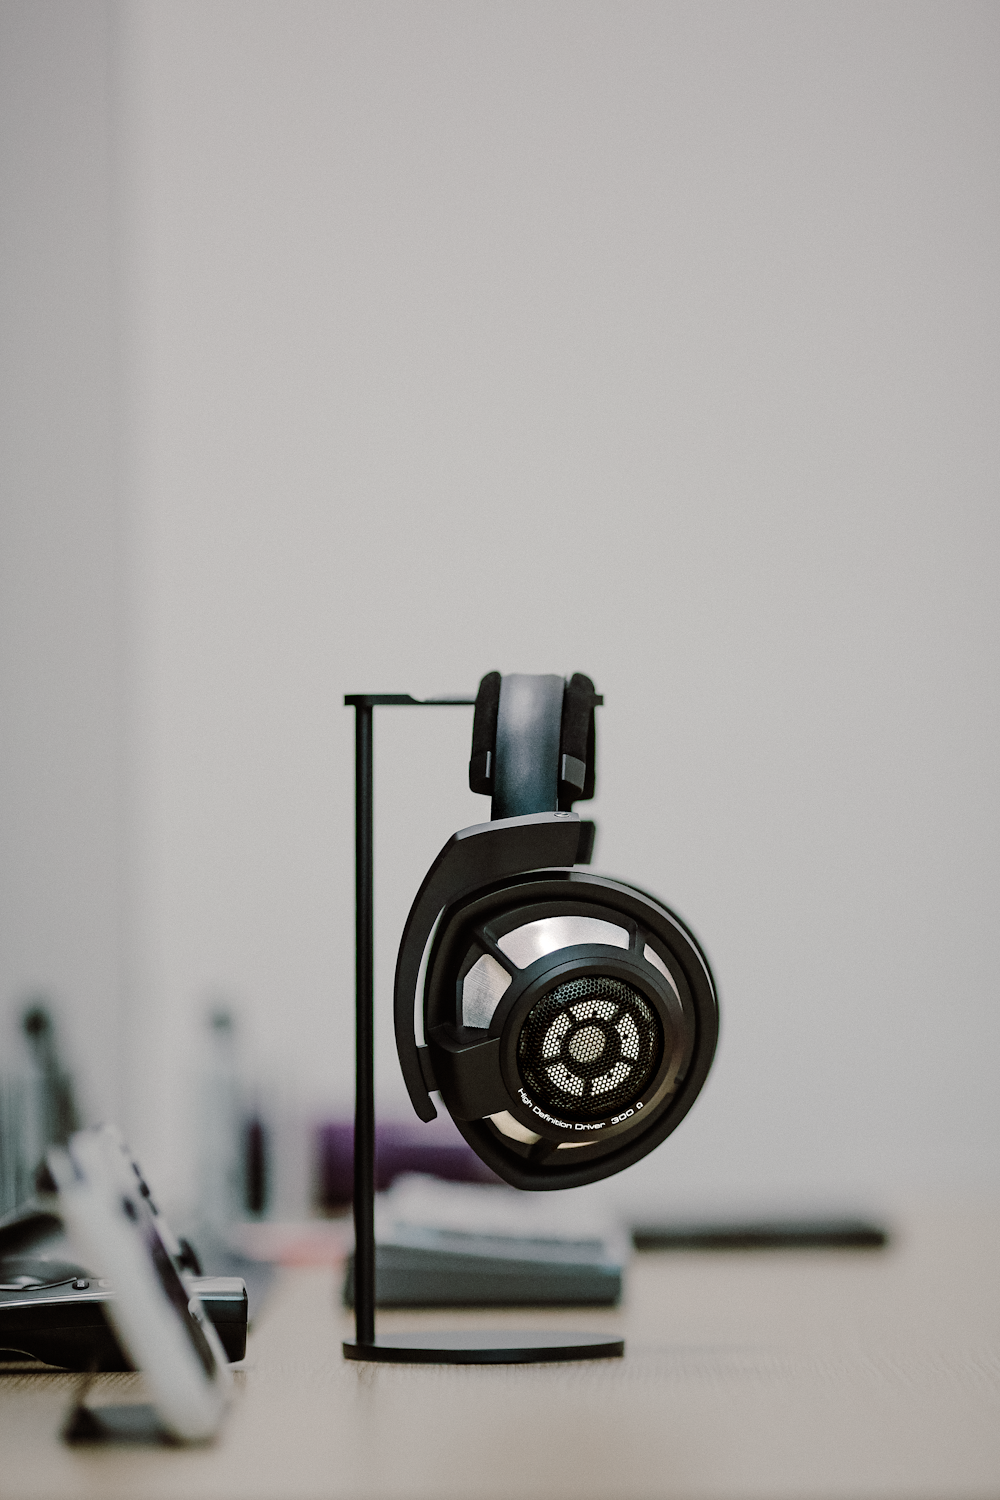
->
<box><xmin>493</xmin><ymin>674</ymin><xmax>564</xmax><ymax>818</ymax></box>
<box><xmin>469</xmin><ymin>671</ymin><xmax>601</xmax><ymax>820</ymax></box>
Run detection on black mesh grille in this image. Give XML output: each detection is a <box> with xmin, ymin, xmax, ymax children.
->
<box><xmin>517</xmin><ymin>976</ymin><xmax>662</xmax><ymax>1122</ymax></box>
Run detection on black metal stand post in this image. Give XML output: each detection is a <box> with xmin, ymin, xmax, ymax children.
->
<box><xmin>352</xmin><ymin>700</ymin><xmax>376</xmax><ymax>1347</ymax></box>
<box><xmin>344</xmin><ymin>695</ymin><xmax>473</xmax><ymax>1351</ymax></box>
<box><xmin>341</xmin><ymin>693</ymin><xmax>625</xmax><ymax>1366</ymax></box>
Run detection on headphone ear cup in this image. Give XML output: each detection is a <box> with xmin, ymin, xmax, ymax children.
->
<box><xmin>421</xmin><ymin>872</ymin><xmax>718</xmax><ymax>1191</ymax></box>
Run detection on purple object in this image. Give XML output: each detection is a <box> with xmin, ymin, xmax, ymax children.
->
<box><xmin>315</xmin><ymin>1117</ymin><xmax>499</xmax><ymax>1211</ymax></box>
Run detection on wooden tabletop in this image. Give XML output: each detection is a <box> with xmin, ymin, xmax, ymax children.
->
<box><xmin>2</xmin><ymin>1203</ymin><xmax>999</xmax><ymax>1499</ymax></box>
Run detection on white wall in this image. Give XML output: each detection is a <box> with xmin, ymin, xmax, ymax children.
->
<box><xmin>4</xmin><ymin>2</ymin><xmax>999</xmax><ymax>1212</ymax></box>
<box><xmin>0</xmin><ymin>0</ymin><xmax>125</xmax><ymax>1125</ymax></box>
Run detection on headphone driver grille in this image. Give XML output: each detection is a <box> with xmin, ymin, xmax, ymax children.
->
<box><xmin>517</xmin><ymin>975</ymin><xmax>662</xmax><ymax>1122</ymax></box>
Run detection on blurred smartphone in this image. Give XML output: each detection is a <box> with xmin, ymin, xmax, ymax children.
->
<box><xmin>47</xmin><ymin>1126</ymin><xmax>232</xmax><ymax>1442</ymax></box>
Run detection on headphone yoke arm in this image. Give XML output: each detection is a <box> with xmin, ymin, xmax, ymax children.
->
<box><xmin>393</xmin><ymin>813</ymin><xmax>583</xmax><ymax>1121</ymax></box>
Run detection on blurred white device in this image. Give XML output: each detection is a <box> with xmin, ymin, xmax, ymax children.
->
<box><xmin>46</xmin><ymin>1126</ymin><xmax>231</xmax><ymax>1441</ymax></box>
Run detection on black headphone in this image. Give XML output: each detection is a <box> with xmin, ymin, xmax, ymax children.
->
<box><xmin>393</xmin><ymin>672</ymin><xmax>718</xmax><ymax>1191</ymax></box>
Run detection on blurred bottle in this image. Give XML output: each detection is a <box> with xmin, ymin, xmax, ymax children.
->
<box><xmin>0</xmin><ymin>1001</ymin><xmax>80</xmax><ymax>1216</ymax></box>
<box><xmin>22</xmin><ymin>1003</ymin><xmax>79</xmax><ymax>1147</ymax></box>
<box><xmin>193</xmin><ymin>1006</ymin><xmax>271</xmax><ymax>1238</ymax></box>
<box><xmin>194</xmin><ymin>1007</ymin><xmax>243</xmax><ymax>1237</ymax></box>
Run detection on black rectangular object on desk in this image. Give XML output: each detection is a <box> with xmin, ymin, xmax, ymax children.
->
<box><xmin>0</xmin><ymin>1275</ymin><xmax>248</xmax><ymax>1370</ymax></box>
<box><xmin>631</xmin><ymin>1218</ymin><xmax>888</xmax><ymax>1251</ymax></box>
<box><xmin>343</xmin><ymin>1239</ymin><xmax>622</xmax><ymax>1308</ymax></box>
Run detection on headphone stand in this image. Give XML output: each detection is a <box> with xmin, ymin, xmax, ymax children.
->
<box><xmin>340</xmin><ymin>693</ymin><xmax>625</xmax><ymax>1365</ymax></box>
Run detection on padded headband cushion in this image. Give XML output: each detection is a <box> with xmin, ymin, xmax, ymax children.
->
<box><xmin>469</xmin><ymin>671</ymin><xmax>501</xmax><ymax>795</ymax></box>
<box><xmin>469</xmin><ymin>670</ymin><xmax>601</xmax><ymax>819</ymax></box>
<box><xmin>558</xmin><ymin>672</ymin><xmax>598</xmax><ymax>808</ymax></box>
<box><xmin>492</xmin><ymin>674</ymin><xmax>565</xmax><ymax>819</ymax></box>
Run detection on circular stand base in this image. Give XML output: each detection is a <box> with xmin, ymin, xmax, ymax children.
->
<box><xmin>343</xmin><ymin>1331</ymin><xmax>624</xmax><ymax>1365</ymax></box>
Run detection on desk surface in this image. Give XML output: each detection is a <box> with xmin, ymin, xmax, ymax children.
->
<box><xmin>2</xmin><ymin>1204</ymin><xmax>999</xmax><ymax>1500</ymax></box>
